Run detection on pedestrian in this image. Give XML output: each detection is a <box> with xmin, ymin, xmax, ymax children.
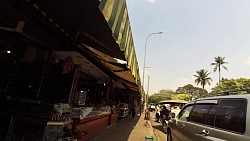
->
<box><xmin>155</xmin><ymin>105</ymin><xmax>161</xmax><ymax>122</ymax></box>
<box><xmin>160</xmin><ymin>105</ymin><xmax>170</xmax><ymax>124</ymax></box>
<box><xmin>131</xmin><ymin>104</ymin><xmax>136</xmax><ymax>120</ymax></box>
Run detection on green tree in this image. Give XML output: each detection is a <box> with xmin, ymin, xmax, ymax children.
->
<box><xmin>194</xmin><ymin>69</ymin><xmax>212</xmax><ymax>96</ymax></box>
<box><xmin>159</xmin><ymin>89</ymin><xmax>176</xmax><ymax>95</ymax></box>
<box><xmin>148</xmin><ymin>89</ymin><xmax>176</xmax><ymax>103</ymax></box>
<box><xmin>148</xmin><ymin>94</ymin><xmax>163</xmax><ymax>104</ymax></box>
<box><xmin>176</xmin><ymin>84</ymin><xmax>208</xmax><ymax>97</ymax></box>
<box><xmin>211</xmin><ymin>56</ymin><xmax>228</xmax><ymax>83</ymax></box>
<box><xmin>172</xmin><ymin>94</ymin><xmax>194</xmax><ymax>101</ymax></box>
<box><xmin>176</xmin><ymin>84</ymin><xmax>194</xmax><ymax>94</ymax></box>
<box><xmin>210</xmin><ymin>78</ymin><xmax>250</xmax><ymax>94</ymax></box>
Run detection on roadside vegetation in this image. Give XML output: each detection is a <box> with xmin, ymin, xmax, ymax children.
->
<box><xmin>148</xmin><ymin>56</ymin><xmax>250</xmax><ymax>104</ymax></box>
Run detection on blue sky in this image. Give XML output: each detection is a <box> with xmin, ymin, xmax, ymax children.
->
<box><xmin>126</xmin><ymin>0</ymin><xmax>250</xmax><ymax>94</ymax></box>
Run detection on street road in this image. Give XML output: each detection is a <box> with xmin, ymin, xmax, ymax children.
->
<box><xmin>150</xmin><ymin>112</ymin><xmax>167</xmax><ymax>141</ymax></box>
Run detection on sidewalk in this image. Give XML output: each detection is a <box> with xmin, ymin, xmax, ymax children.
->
<box><xmin>88</xmin><ymin>112</ymin><xmax>155</xmax><ymax>141</ymax></box>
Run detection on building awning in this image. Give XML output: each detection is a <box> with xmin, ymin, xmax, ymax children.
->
<box><xmin>32</xmin><ymin>0</ymin><xmax>139</xmax><ymax>69</ymax></box>
<box><xmin>1</xmin><ymin>0</ymin><xmax>125</xmax><ymax>60</ymax></box>
<box><xmin>99</xmin><ymin>0</ymin><xmax>141</xmax><ymax>86</ymax></box>
<box><xmin>77</xmin><ymin>44</ymin><xmax>140</xmax><ymax>93</ymax></box>
<box><xmin>1</xmin><ymin>0</ymin><xmax>142</xmax><ymax>94</ymax></box>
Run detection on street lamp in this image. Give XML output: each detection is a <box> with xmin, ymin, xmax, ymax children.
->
<box><xmin>142</xmin><ymin>32</ymin><xmax>163</xmax><ymax>90</ymax></box>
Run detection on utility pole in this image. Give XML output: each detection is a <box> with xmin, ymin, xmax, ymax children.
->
<box><xmin>146</xmin><ymin>76</ymin><xmax>150</xmax><ymax>103</ymax></box>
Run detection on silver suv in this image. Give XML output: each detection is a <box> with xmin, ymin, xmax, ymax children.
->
<box><xmin>167</xmin><ymin>91</ymin><xmax>250</xmax><ymax>141</ymax></box>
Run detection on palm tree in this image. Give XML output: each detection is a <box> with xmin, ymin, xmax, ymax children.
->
<box><xmin>194</xmin><ymin>69</ymin><xmax>212</xmax><ymax>96</ymax></box>
<box><xmin>211</xmin><ymin>56</ymin><xmax>228</xmax><ymax>83</ymax></box>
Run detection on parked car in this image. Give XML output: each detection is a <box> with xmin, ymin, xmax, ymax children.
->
<box><xmin>118</xmin><ymin>103</ymin><xmax>129</xmax><ymax>118</ymax></box>
<box><xmin>167</xmin><ymin>90</ymin><xmax>250</xmax><ymax>141</ymax></box>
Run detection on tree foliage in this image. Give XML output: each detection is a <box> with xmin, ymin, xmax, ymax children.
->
<box><xmin>172</xmin><ymin>94</ymin><xmax>194</xmax><ymax>101</ymax></box>
<box><xmin>176</xmin><ymin>84</ymin><xmax>208</xmax><ymax>97</ymax></box>
<box><xmin>148</xmin><ymin>89</ymin><xmax>176</xmax><ymax>104</ymax></box>
<box><xmin>210</xmin><ymin>78</ymin><xmax>250</xmax><ymax>94</ymax></box>
<box><xmin>159</xmin><ymin>89</ymin><xmax>175</xmax><ymax>95</ymax></box>
<box><xmin>148</xmin><ymin>94</ymin><xmax>164</xmax><ymax>104</ymax></box>
<box><xmin>194</xmin><ymin>69</ymin><xmax>212</xmax><ymax>91</ymax></box>
<box><xmin>211</xmin><ymin>56</ymin><xmax>228</xmax><ymax>83</ymax></box>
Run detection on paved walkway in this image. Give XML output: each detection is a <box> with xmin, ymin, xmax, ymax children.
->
<box><xmin>89</xmin><ymin>112</ymin><xmax>155</xmax><ymax>141</ymax></box>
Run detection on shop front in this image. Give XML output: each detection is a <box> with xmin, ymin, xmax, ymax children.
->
<box><xmin>0</xmin><ymin>49</ymin><xmax>139</xmax><ymax>140</ymax></box>
<box><xmin>0</xmin><ymin>0</ymin><xmax>142</xmax><ymax>140</ymax></box>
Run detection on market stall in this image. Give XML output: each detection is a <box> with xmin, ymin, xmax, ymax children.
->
<box><xmin>0</xmin><ymin>0</ymin><xmax>141</xmax><ymax>140</ymax></box>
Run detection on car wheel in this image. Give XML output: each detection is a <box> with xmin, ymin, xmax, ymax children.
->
<box><xmin>162</xmin><ymin>122</ymin><xmax>167</xmax><ymax>133</ymax></box>
<box><xmin>167</xmin><ymin>130</ymin><xmax>172</xmax><ymax>141</ymax></box>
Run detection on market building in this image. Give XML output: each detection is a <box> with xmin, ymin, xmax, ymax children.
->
<box><xmin>0</xmin><ymin>0</ymin><xmax>144</xmax><ymax>140</ymax></box>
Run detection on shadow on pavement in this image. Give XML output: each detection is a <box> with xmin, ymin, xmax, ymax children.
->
<box><xmin>89</xmin><ymin>115</ymin><xmax>139</xmax><ymax>141</ymax></box>
<box><xmin>152</xmin><ymin>124</ymin><xmax>163</xmax><ymax>132</ymax></box>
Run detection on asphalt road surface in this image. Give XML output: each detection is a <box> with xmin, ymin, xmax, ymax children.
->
<box><xmin>150</xmin><ymin>112</ymin><xmax>167</xmax><ymax>141</ymax></box>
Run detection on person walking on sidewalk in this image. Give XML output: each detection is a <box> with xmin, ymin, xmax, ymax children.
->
<box><xmin>131</xmin><ymin>104</ymin><xmax>136</xmax><ymax>120</ymax></box>
<box><xmin>155</xmin><ymin>105</ymin><xmax>161</xmax><ymax>122</ymax></box>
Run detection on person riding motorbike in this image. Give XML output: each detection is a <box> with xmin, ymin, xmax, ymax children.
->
<box><xmin>160</xmin><ymin>105</ymin><xmax>170</xmax><ymax>123</ymax></box>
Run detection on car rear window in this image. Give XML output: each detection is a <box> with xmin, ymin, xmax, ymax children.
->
<box><xmin>215</xmin><ymin>99</ymin><xmax>247</xmax><ymax>134</ymax></box>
